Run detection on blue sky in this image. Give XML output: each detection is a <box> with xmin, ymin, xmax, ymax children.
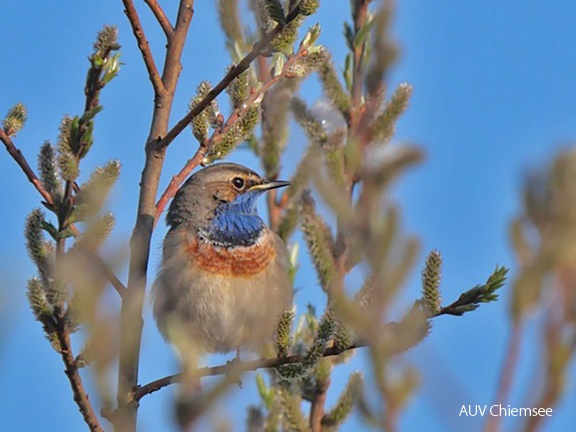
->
<box><xmin>1</xmin><ymin>1</ymin><xmax>576</xmax><ymax>431</ymax></box>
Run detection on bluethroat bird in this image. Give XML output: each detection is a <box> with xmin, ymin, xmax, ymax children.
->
<box><xmin>153</xmin><ymin>163</ymin><xmax>293</xmax><ymax>357</ymax></box>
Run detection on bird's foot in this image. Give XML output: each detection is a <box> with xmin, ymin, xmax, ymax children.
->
<box><xmin>225</xmin><ymin>350</ymin><xmax>243</xmax><ymax>388</ymax></box>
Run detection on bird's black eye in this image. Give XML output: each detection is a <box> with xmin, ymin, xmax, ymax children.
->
<box><xmin>231</xmin><ymin>177</ymin><xmax>245</xmax><ymax>190</ymax></box>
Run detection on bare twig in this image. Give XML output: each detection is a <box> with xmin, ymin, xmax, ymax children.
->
<box><xmin>0</xmin><ymin>128</ymin><xmax>54</xmax><ymax>205</ymax></box>
<box><xmin>122</xmin><ymin>0</ymin><xmax>165</xmax><ymax>94</ymax></box>
<box><xmin>57</xmin><ymin>318</ymin><xmax>104</xmax><ymax>431</ymax></box>
<box><xmin>144</xmin><ymin>0</ymin><xmax>174</xmax><ymax>39</ymax></box>
<box><xmin>0</xmin><ymin>128</ymin><xmax>127</xmax><ymax>298</ymax></box>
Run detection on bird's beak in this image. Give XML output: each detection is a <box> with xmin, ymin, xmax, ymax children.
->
<box><xmin>249</xmin><ymin>180</ymin><xmax>290</xmax><ymax>192</ymax></box>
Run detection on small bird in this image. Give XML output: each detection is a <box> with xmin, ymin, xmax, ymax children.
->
<box><xmin>153</xmin><ymin>163</ymin><xmax>293</xmax><ymax>357</ymax></box>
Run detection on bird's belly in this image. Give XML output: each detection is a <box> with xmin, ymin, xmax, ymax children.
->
<box><xmin>179</xmin><ymin>271</ymin><xmax>287</xmax><ymax>353</ymax></box>
<box><xmin>154</xmin><ymin>230</ymin><xmax>292</xmax><ymax>354</ymax></box>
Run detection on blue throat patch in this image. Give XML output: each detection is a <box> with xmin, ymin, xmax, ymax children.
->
<box><xmin>201</xmin><ymin>190</ymin><xmax>265</xmax><ymax>247</ymax></box>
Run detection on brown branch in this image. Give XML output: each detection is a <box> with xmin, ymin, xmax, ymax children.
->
<box><xmin>144</xmin><ymin>0</ymin><xmax>174</xmax><ymax>39</ymax></box>
<box><xmin>157</xmin><ymin>5</ymin><xmax>303</xmax><ymax>152</ymax></box>
<box><xmin>117</xmin><ymin>1</ymin><xmax>195</xmax><ymax>430</ymax></box>
<box><xmin>57</xmin><ymin>317</ymin><xmax>104</xmax><ymax>431</ymax></box>
<box><xmin>0</xmin><ymin>128</ymin><xmax>54</xmax><ymax>205</ymax></box>
<box><xmin>122</xmin><ymin>0</ymin><xmax>165</xmax><ymax>94</ymax></box>
<box><xmin>133</xmin><ymin>343</ymin><xmax>363</xmax><ymax>402</ymax></box>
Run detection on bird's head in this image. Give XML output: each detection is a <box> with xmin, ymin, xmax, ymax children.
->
<box><xmin>167</xmin><ymin>163</ymin><xmax>289</xmax><ymax>246</ymax></box>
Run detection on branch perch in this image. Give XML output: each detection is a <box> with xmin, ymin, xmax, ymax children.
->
<box><xmin>132</xmin><ymin>277</ymin><xmax>507</xmax><ymax>404</ymax></box>
<box><xmin>133</xmin><ymin>343</ymin><xmax>362</xmax><ymax>402</ymax></box>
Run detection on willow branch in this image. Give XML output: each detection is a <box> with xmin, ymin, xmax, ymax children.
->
<box><xmin>157</xmin><ymin>5</ymin><xmax>303</xmax><ymax>151</ymax></box>
<box><xmin>144</xmin><ymin>0</ymin><xmax>174</xmax><ymax>39</ymax></box>
<box><xmin>57</xmin><ymin>314</ymin><xmax>104</xmax><ymax>431</ymax></box>
<box><xmin>122</xmin><ymin>0</ymin><xmax>165</xmax><ymax>94</ymax></box>
<box><xmin>0</xmin><ymin>129</ymin><xmax>127</xmax><ymax>297</ymax></box>
<box><xmin>133</xmin><ymin>343</ymin><xmax>362</xmax><ymax>402</ymax></box>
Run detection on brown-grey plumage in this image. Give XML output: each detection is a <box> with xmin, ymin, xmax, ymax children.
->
<box><xmin>153</xmin><ymin>163</ymin><xmax>293</xmax><ymax>354</ymax></box>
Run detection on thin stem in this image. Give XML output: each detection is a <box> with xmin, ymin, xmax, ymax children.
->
<box><xmin>57</xmin><ymin>324</ymin><xmax>104</xmax><ymax>432</ymax></box>
<box><xmin>82</xmin><ymin>249</ymin><xmax>128</xmax><ymax>298</ymax></box>
<box><xmin>133</xmin><ymin>343</ymin><xmax>362</xmax><ymax>402</ymax></box>
<box><xmin>122</xmin><ymin>0</ymin><xmax>165</xmax><ymax>94</ymax></box>
<box><xmin>144</xmin><ymin>0</ymin><xmax>174</xmax><ymax>39</ymax></box>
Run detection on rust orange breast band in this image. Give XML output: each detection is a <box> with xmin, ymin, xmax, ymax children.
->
<box><xmin>185</xmin><ymin>231</ymin><xmax>276</xmax><ymax>277</ymax></box>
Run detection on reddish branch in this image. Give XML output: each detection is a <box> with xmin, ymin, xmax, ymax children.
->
<box><xmin>0</xmin><ymin>128</ymin><xmax>54</xmax><ymax>205</ymax></box>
